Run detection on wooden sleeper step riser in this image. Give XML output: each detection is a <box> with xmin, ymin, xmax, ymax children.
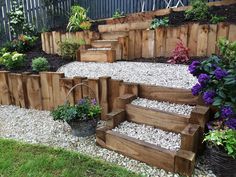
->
<box><xmin>78</xmin><ymin>50</ymin><xmax>116</xmax><ymax>63</ymax></box>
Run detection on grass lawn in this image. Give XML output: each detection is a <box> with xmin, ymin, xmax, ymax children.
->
<box><xmin>0</xmin><ymin>138</ymin><xmax>142</xmax><ymax>177</ymax></box>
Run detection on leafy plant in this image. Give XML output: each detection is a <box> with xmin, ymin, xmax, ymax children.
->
<box><xmin>32</xmin><ymin>57</ymin><xmax>50</xmax><ymax>72</ymax></box>
<box><xmin>0</xmin><ymin>51</ymin><xmax>25</xmax><ymax>69</ymax></box>
<box><xmin>210</xmin><ymin>15</ymin><xmax>226</xmax><ymax>24</ymax></box>
<box><xmin>112</xmin><ymin>9</ymin><xmax>124</xmax><ymax>19</ymax></box>
<box><xmin>204</xmin><ymin>129</ymin><xmax>236</xmax><ymax>158</ymax></box>
<box><xmin>51</xmin><ymin>97</ymin><xmax>101</xmax><ymax>122</ymax></box>
<box><xmin>185</xmin><ymin>0</ymin><xmax>209</xmax><ymax>21</ymax></box>
<box><xmin>218</xmin><ymin>38</ymin><xmax>236</xmax><ymax>63</ymax></box>
<box><xmin>8</xmin><ymin>0</ymin><xmax>35</xmax><ymax>37</ymax></box>
<box><xmin>79</xmin><ymin>21</ymin><xmax>92</xmax><ymax>30</ymax></box>
<box><xmin>168</xmin><ymin>41</ymin><xmax>190</xmax><ymax>64</ymax></box>
<box><xmin>58</xmin><ymin>38</ymin><xmax>84</xmax><ymax>59</ymax></box>
<box><xmin>67</xmin><ymin>5</ymin><xmax>89</xmax><ymax>32</ymax></box>
<box><xmin>149</xmin><ymin>17</ymin><xmax>169</xmax><ymax>30</ymax></box>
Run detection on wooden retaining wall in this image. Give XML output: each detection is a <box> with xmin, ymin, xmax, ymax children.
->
<box><xmin>0</xmin><ymin>71</ymin><xmax>199</xmax><ymax>120</ymax></box>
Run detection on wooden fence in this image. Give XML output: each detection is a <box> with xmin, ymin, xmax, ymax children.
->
<box><xmin>41</xmin><ymin>22</ymin><xmax>236</xmax><ymax>58</ymax></box>
<box><xmin>0</xmin><ymin>0</ymin><xmax>74</xmax><ymax>46</ymax></box>
<box><xmin>0</xmin><ymin>71</ymin><xmax>198</xmax><ymax>120</ymax></box>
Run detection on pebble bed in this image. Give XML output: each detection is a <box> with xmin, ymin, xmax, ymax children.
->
<box><xmin>112</xmin><ymin>121</ymin><xmax>181</xmax><ymax>151</ymax></box>
<box><xmin>58</xmin><ymin>62</ymin><xmax>197</xmax><ymax>89</ymax></box>
<box><xmin>0</xmin><ymin>105</ymin><xmax>216</xmax><ymax>177</ymax></box>
<box><xmin>131</xmin><ymin>98</ymin><xmax>195</xmax><ymax>116</ymax></box>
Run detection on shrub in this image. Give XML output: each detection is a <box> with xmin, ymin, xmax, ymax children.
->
<box><xmin>67</xmin><ymin>5</ymin><xmax>89</xmax><ymax>32</ymax></box>
<box><xmin>149</xmin><ymin>17</ymin><xmax>169</xmax><ymax>30</ymax></box>
<box><xmin>58</xmin><ymin>38</ymin><xmax>84</xmax><ymax>59</ymax></box>
<box><xmin>168</xmin><ymin>41</ymin><xmax>190</xmax><ymax>64</ymax></box>
<box><xmin>79</xmin><ymin>21</ymin><xmax>92</xmax><ymax>31</ymax></box>
<box><xmin>0</xmin><ymin>51</ymin><xmax>25</xmax><ymax>69</ymax></box>
<box><xmin>185</xmin><ymin>0</ymin><xmax>209</xmax><ymax>21</ymax></box>
<box><xmin>32</xmin><ymin>57</ymin><xmax>50</xmax><ymax>72</ymax></box>
<box><xmin>51</xmin><ymin>97</ymin><xmax>101</xmax><ymax>122</ymax></box>
<box><xmin>112</xmin><ymin>9</ymin><xmax>124</xmax><ymax>19</ymax></box>
<box><xmin>210</xmin><ymin>15</ymin><xmax>226</xmax><ymax>24</ymax></box>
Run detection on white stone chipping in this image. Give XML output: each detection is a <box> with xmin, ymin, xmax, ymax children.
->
<box><xmin>0</xmin><ymin>105</ymin><xmax>216</xmax><ymax>177</ymax></box>
<box><xmin>57</xmin><ymin>62</ymin><xmax>197</xmax><ymax>89</ymax></box>
<box><xmin>112</xmin><ymin>121</ymin><xmax>181</xmax><ymax>151</ymax></box>
<box><xmin>131</xmin><ymin>98</ymin><xmax>195</xmax><ymax>116</ymax></box>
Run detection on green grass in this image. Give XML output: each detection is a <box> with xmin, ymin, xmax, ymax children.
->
<box><xmin>0</xmin><ymin>138</ymin><xmax>142</xmax><ymax>177</ymax></box>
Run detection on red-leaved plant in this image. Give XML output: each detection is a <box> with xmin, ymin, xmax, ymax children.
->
<box><xmin>168</xmin><ymin>40</ymin><xmax>190</xmax><ymax>64</ymax></box>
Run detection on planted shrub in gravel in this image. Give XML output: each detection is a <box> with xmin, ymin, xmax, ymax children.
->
<box><xmin>32</xmin><ymin>57</ymin><xmax>50</xmax><ymax>72</ymax></box>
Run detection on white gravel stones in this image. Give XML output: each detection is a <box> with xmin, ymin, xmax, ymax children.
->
<box><xmin>58</xmin><ymin>62</ymin><xmax>197</xmax><ymax>89</ymax></box>
<box><xmin>0</xmin><ymin>105</ymin><xmax>216</xmax><ymax>177</ymax></box>
<box><xmin>131</xmin><ymin>98</ymin><xmax>195</xmax><ymax>116</ymax></box>
<box><xmin>112</xmin><ymin>121</ymin><xmax>181</xmax><ymax>151</ymax></box>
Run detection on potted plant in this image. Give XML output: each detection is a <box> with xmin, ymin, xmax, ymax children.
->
<box><xmin>189</xmin><ymin>38</ymin><xmax>236</xmax><ymax>177</ymax></box>
<box><xmin>51</xmin><ymin>97</ymin><xmax>101</xmax><ymax>137</ymax></box>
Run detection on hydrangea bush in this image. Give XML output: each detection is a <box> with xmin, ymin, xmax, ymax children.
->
<box><xmin>189</xmin><ymin>39</ymin><xmax>236</xmax><ymax>158</ymax></box>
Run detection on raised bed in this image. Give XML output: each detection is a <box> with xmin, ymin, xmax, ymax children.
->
<box><xmin>96</xmin><ymin>107</ymin><xmax>203</xmax><ymax>176</ymax></box>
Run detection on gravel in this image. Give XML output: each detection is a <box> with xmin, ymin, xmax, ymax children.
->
<box><xmin>58</xmin><ymin>62</ymin><xmax>197</xmax><ymax>89</ymax></box>
<box><xmin>0</xmin><ymin>105</ymin><xmax>216</xmax><ymax>177</ymax></box>
<box><xmin>112</xmin><ymin>121</ymin><xmax>181</xmax><ymax>151</ymax></box>
<box><xmin>131</xmin><ymin>98</ymin><xmax>195</xmax><ymax>116</ymax></box>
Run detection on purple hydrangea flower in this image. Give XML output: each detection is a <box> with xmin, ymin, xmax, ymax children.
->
<box><xmin>221</xmin><ymin>106</ymin><xmax>234</xmax><ymax>118</ymax></box>
<box><xmin>188</xmin><ymin>61</ymin><xmax>200</xmax><ymax>76</ymax></box>
<box><xmin>78</xmin><ymin>98</ymin><xmax>85</xmax><ymax>105</ymax></box>
<box><xmin>91</xmin><ymin>98</ymin><xmax>97</xmax><ymax>105</ymax></box>
<box><xmin>198</xmin><ymin>74</ymin><xmax>210</xmax><ymax>85</ymax></box>
<box><xmin>203</xmin><ymin>91</ymin><xmax>215</xmax><ymax>105</ymax></box>
<box><xmin>191</xmin><ymin>83</ymin><xmax>202</xmax><ymax>96</ymax></box>
<box><xmin>214</xmin><ymin>67</ymin><xmax>228</xmax><ymax>80</ymax></box>
<box><xmin>225</xmin><ymin>118</ymin><xmax>236</xmax><ymax>130</ymax></box>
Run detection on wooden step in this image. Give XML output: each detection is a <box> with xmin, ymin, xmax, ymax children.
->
<box><xmin>126</xmin><ymin>104</ymin><xmax>190</xmax><ymax>133</ymax></box>
<box><xmin>101</xmin><ymin>31</ymin><xmax>129</xmax><ymax>40</ymax></box>
<box><xmin>77</xmin><ymin>48</ymin><xmax>116</xmax><ymax>63</ymax></box>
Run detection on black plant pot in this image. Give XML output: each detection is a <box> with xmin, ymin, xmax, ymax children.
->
<box><xmin>206</xmin><ymin>143</ymin><xmax>236</xmax><ymax>177</ymax></box>
<box><xmin>68</xmin><ymin>118</ymin><xmax>98</xmax><ymax>137</ymax></box>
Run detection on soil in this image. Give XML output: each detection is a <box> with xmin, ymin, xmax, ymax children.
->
<box><xmin>117</xmin><ymin>56</ymin><xmax>207</xmax><ymax>65</ymax></box>
<box><xmin>0</xmin><ymin>40</ymin><xmax>72</xmax><ymax>73</ymax></box>
<box><xmin>105</xmin><ymin>3</ymin><xmax>236</xmax><ymax>25</ymax></box>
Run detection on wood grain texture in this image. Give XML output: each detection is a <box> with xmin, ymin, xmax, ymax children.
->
<box><xmin>142</xmin><ymin>30</ymin><xmax>155</xmax><ymax>58</ymax></box>
<box><xmin>126</xmin><ymin>104</ymin><xmax>189</xmax><ymax>133</ymax></box>
<box><xmin>197</xmin><ymin>25</ymin><xmax>209</xmax><ymax>56</ymax></box>
<box><xmin>207</xmin><ymin>24</ymin><xmax>217</xmax><ymax>56</ymax></box>
<box><xmin>108</xmin><ymin>79</ymin><xmax>122</xmax><ymax>111</ymax></box>
<box><xmin>99</xmin><ymin>77</ymin><xmax>110</xmax><ymax>119</ymax></box>
<box><xmin>59</xmin><ymin>78</ymin><xmax>74</xmax><ymax>105</ymax></box>
<box><xmin>0</xmin><ymin>71</ymin><xmax>11</xmax><ymax>105</ymax></box>
<box><xmin>228</xmin><ymin>24</ymin><xmax>236</xmax><ymax>42</ymax></box>
<box><xmin>106</xmin><ymin>109</ymin><xmax>126</xmax><ymax>128</ymax></box>
<box><xmin>155</xmin><ymin>27</ymin><xmax>166</xmax><ymax>57</ymax></box>
<box><xmin>134</xmin><ymin>30</ymin><xmax>142</xmax><ymax>58</ymax></box>
<box><xmin>128</xmin><ymin>30</ymin><xmax>135</xmax><ymax>59</ymax></box>
<box><xmin>119</xmin><ymin>82</ymin><xmax>139</xmax><ymax>96</ymax></box>
<box><xmin>188</xmin><ymin>23</ymin><xmax>199</xmax><ymax>56</ymax></box>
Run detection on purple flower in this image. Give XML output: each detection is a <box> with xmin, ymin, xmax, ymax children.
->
<box><xmin>203</xmin><ymin>91</ymin><xmax>215</xmax><ymax>105</ymax></box>
<box><xmin>91</xmin><ymin>98</ymin><xmax>97</xmax><ymax>105</ymax></box>
<box><xmin>78</xmin><ymin>98</ymin><xmax>85</xmax><ymax>105</ymax></box>
<box><xmin>225</xmin><ymin>118</ymin><xmax>236</xmax><ymax>130</ymax></box>
<box><xmin>198</xmin><ymin>74</ymin><xmax>210</xmax><ymax>85</ymax></box>
<box><xmin>214</xmin><ymin>67</ymin><xmax>228</xmax><ymax>80</ymax></box>
<box><xmin>191</xmin><ymin>83</ymin><xmax>202</xmax><ymax>96</ymax></box>
<box><xmin>221</xmin><ymin>106</ymin><xmax>234</xmax><ymax>118</ymax></box>
<box><xmin>189</xmin><ymin>61</ymin><xmax>200</xmax><ymax>76</ymax></box>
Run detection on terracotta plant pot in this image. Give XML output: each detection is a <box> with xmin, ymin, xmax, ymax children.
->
<box><xmin>68</xmin><ymin>118</ymin><xmax>98</xmax><ymax>137</ymax></box>
<box><xmin>206</xmin><ymin>143</ymin><xmax>236</xmax><ymax>177</ymax></box>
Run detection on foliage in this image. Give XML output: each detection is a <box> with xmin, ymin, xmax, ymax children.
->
<box><xmin>58</xmin><ymin>38</ymin><xmax>85</xmax><ymax>59</ymax></box>
<box><xmin>4</xmin><ymin>35</ymin><xmax>38</xmax><ymax>53</ymax></box>
<box><xmin>31</xmin><ymin>57</ymin><xmax>50</xmax><ymax>72</ymax></box>
<box><xmin>67</xmin><ymin>5</ymin><xmax>89</xmax><ymax>32</ymax></box>
<box><xmin>8</xmin><ymin>0</ymin><xmax>35</xmax><ymax>38</ymax></box>
<box><xmin>210</xmin><ymin>15</ymin><xmax>226</xmax><ymax>24</ymax></box>
<box><xmin>168</xmin><ymin>41</ymin><xmax>190</xmax><ymax>64</ymax></box>
<box><xmin>51</xmin><ymin>97</ymin><xmax>101</xmax><ymax>123</ymax></box>
<box><xmin>0</xmin><ymin>138</ymin><xmax>141</xmax><ymax>177</ymax></box>
<box><xmin>79</xmin><ymin>21</ymin><xmax>92</xmax><ymax>30</ymax></box>
<box><xmin>149</xmin><ymin>17</ymin><xmax>169</xmax><ymax>30</ymax></box>
<box><xmin>185</xmin><ymin>0</ymin><xmax>209</xmax><ymax>21</ymax></box>
<box><xmin>112</xmin><ymin>9</ymin><xmax>124</xmax><ymax>19</ymax></box>
<box><xmin>189</xmin><ymin>39</ymin><xmax>236</xmax><ymax>158</ymax></box>
<box><xmin>204</xmin><ymin>129</ymin><xmax>236</xmax><ymax>158</ymax></box>
<box><xmin>0</xmin><ymin>51</ymin><xmax>25</xmax><ymax>69</ymax></box>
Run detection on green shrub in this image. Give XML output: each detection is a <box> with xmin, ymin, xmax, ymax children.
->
<box><xmin>210</xmin><ymin>15</ymin><xmax>226</xmax><ymax>24</ymax></box>
<box><xmin>67</xmin><ymin>5</ymin><xmax>89</xmax><ymax>32</ymax></box>
<box><xmin>112</xmin><ymin>9</ymin><xmax>124</xmax><ymax>19</ymax></box>
<box><xmin>149</xmin><ymin>17</ymin><xmax>169</xmax><ymax>30</ymax></box>
<box><xmin>185</xmin><ymin>0</ymin><xmax>209</xmax><ymax>21</ymax></box>
<box><xmin>0</xmin><ymin>51</ymin><xmax>25</xmax><ymax>69</ymax></box>
<box><xmin>58</xmin><ymin>38</ymin><xmax>85</xmax><ymax>59</ymax></box>
<box><xmin>79</xmin><ymin>21</ymin><xmax>92</xmax><ymax>31</ymax></box>
<box><xmin>32</xmin><ymin>57</ymin><xmax>50</xmax><ymax>72</ymax></box>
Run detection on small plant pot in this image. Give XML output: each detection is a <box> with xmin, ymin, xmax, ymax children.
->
<box><xmin>68</xmin><ymin>118</ymin><xmax>98</xmax><ymax>137</ymax></box>
<box><xmin>206</xmin><ymin>143</ymin><xmax>236</xmax><ymax>177</ymax></box>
